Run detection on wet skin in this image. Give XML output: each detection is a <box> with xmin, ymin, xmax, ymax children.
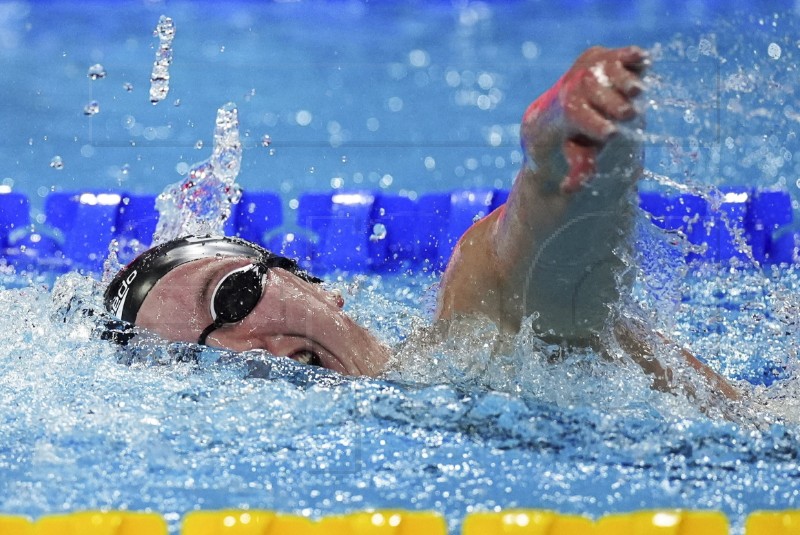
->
<box><xmin>135</xmin><ymin>256</ymin><xmax>391</xmax><ymax>376</ymax></box>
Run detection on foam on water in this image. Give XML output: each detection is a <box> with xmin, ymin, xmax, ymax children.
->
<box><xmin>1</xmin><ymin>268</ymin><xmax>800</xmax><ymax>534</ymax></box>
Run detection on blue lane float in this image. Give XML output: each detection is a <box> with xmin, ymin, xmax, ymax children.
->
<box><xmin>0</xmin><ymin>187</ymin><xmax>796</xmax><ymax>274</ymax></box>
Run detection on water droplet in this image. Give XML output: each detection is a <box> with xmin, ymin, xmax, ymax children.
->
<box><xmin>261</xmin><ymin>135</ymin><xmax>271</xmax><ymax>147</ymax></box>
<box><xmin>149</xmin><ymin>15</ymin><xmax>176</xmax><ymax>104</ymax></box>
<box><xmin>87</xmin><ymin>63</ymin><xmax>106</xmax><ymax>80</ymax></box>
<box><xmin>698</xmin><ymin>38</ymin><xmax>714</xmax><ymax>56</ymax></box>
<box><xmin>173</xmin><ymin>99</ymin><xmax>181</xmax><ymax>107</ymax></box>
<box><xmin>123</xmin><ymin>82</ymin><xmax>133</xmax><ymax>92</ymax></box>
<box><xmin>83</xmin><ymin>100</ymin><xmax>100</xmax><ymax>116</ymax></box>
<box><xmin>194</xmin><ymin>140</ymin><xmax>204</xmax><ymax>149</ymax></box>
<box><xmin>341</xmin><ymin>155</ymin><xmax>348</xmax><ymax>163</ymax></box>
<box><xmin>768</xmin><ymin>42</ymin><xmax>782</xmax><ymax>60</ymax></box>
<box><xmin>50</xmin><ymin>156</ymin><xmax>64</xmax><ymax>170</ymax></box>
<box><xmin>370</xmin><ymin>223</ymin><xmax>387</xmax><ymax>242</ymax></box>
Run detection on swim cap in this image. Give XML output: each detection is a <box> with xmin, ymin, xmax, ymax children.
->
<box><xmin>103</xmin><ymin>235</ymin><xmax>319</xmax><ymax>324</ymax></box>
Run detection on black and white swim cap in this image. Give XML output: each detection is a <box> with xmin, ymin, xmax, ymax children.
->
<box><xmin>103</xmin><ymin>235</ymin><xmax>319</xmax><ymax>324</ymax></box>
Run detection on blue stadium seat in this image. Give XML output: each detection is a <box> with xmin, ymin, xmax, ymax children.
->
<box><xmin>46</xmin><ymin>191</ymin><xmax>123</xmax><ymax>271</ymax></box>
<box><xmin>369</xmin><ymin>194</ymin><xmax>417</xmax><ymax>272</ymax></box>
<box><xmin>296</xmin><ymin>192</ymin><xmax>333</xmax><ymax>237</ymax></box>
<box><xmin>490</xmin><ymin>188</ymin><xmax>510</xmax><ymax>211</ymax></box>
<box><xmin>293</xmin><ymin>192</ymin><xmax>333</xmax><ymax>268</ymax></box>
<box><xmin>266</xmin><ymin>231</ymin><xmax>316</xmax><ymax>273</ymax></box>
<box><xmin>750</xmin><ymin>189</ymin><xmax>793</xmax><ymax>263</ymax></box>
<box><xmin>0</xmin><ymin>190</ymin><xmax>30</xmax><ymax>248</ymax></box>
<box><xmin>438</xmin><ymin>189</ymin><xmax>494</xmax><ymax>269</ymax></box>
<box><xmin>116</xmin><ymin>193</ymin><xmax>158</xmax><ymax>246</ymax></box>
<box><xmin>638</xmin><ymin>191</ymin><xmax>683</xmax><ymax>230</ymax></box>
<box><xmin>770</xmin><ymin>231</ymin><xmax>799</xmax><ymax>265</ymax></box>
<box><xmin>715</xmin><ymin>187</ymin><xmax>751</xmax><ymax>263</ymax></box>
<box><xmin>673</xmin><ymin>193</ymin><xmax>712</xmax><ymax>262</ymax></box>
<box><xmin>0</xmin><ymin>187</ymin><xmax>793</xmax><ymax>273</ymax></box>
<box><xmin>4</xmin><ymin>232</ymin><xmax>66</xmax><ymax>272</ymax></box>
<box><xmin>415</xmin><ymin>192</ymin><xmax>451</xmax><ymax>270</ymax></box>
<box><xmin>320</xmin><ymin>192</ymin><xmax>374</xmax><ymax>271</ymax></box>
<box><xmin>235</xmin><ymin>191</ymin><xmax>282</xmax><ymax>246</ymax></box>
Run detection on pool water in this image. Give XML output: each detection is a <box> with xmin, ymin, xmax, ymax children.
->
<box><xmin>2</xmin><ymin>1</ymin><xmax>800</xmax><ymax>534</ymax></box>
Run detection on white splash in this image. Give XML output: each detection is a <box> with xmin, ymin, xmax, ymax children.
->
<box><xmin>152</xmin><ymin>102</ymin><xmax>243</xmax><ymax>244</ymax></box>
<box><xmin>149</xmin><ymin>15</ymin><xmax>175</xmax><ymax>105</ymax></box>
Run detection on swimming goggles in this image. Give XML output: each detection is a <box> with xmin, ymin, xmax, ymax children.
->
<box><xmin>105</xmin><ymin>235</ymin><xmax>322</xmax><ymax>342</ymax></box>
<box><xmin>198</xmin><ymin>253</ymin><xmax>322</xmax><ymax>346</ymax></box>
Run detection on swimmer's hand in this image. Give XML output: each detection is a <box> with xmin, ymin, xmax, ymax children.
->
<box><xmin>521</xmin><ymin>45</ymin><xmax>649</xmax><ymax>195</ymax></box>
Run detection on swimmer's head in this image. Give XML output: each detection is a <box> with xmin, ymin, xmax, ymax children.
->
<box><xmin>103</xmin><ymin>234</ymin><xmax>389</xmax><ymax>376</ymax></box>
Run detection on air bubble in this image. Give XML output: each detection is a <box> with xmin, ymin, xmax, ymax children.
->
<box><xmin>261</xmin><ymin>135</ymin><xmax>272</xmax><ymax>147</ymax></box>
<box><xmin>50</xmin><ymin>156</ymin><xmax>64</xmax><ymax>170</ymax></box>
<box><xmin>194</xmin><ymin>140</ymin><xmax>204</xmax><ymax>149</ymax></box>
<box><xmin>123</xmin><ymin>82</ymin><xmax>133</xmax><ymax>92</ymax></box>
<box><xmin>768</xmin><ymin>42</ymin><xmax>782</xmax><ymax>59</ymax></box>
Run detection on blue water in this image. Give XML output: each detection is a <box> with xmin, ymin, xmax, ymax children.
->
<box><xmin>2</xmin><ymin>1</ymin><xmax>800</xmax><ymax>534</ymax></box>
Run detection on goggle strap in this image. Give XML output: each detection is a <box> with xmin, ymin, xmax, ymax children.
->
<box><xmin>198</xmin><ymin>322</ymin><xmax>221</xmax><ymax>346</ymax></box>
<box><xmin>261</xmin><ymin>256</ymin><xmax>323</xmax><ymax>284</ymax></box>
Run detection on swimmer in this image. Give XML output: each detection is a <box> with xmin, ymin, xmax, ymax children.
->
<box><xmin>104</xmin><ymin>46</ymin><xmax>739</xmax><ymax>401</ymax></box>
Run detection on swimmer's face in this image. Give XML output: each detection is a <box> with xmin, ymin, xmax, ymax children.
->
<box><xmin>135</xmin><ymin>256</ymin><xmax>390</xmax><ymax>376</ymax></box>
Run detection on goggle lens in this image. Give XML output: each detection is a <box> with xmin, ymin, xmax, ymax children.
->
<box><xmin>211</xmin><ymin>264</ymin><xmax>265</xmax><ymax>324</ymax></box>
<box><xmin>197</xmin><ymin>254</ymin><xmax>321</xmax><ymax>346</ymax></box>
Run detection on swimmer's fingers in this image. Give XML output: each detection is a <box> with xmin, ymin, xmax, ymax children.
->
<box><xmin>604</xmin><ymin>58</ymin><xmax>647</xmax><ymax>99</ymax></box>
<box><xmin>563</xmin><ymin>86</ymin><xmax>617</xmax><ymax>143</ymax></box>
<box><xmin>583</xmin><ymin>70</ymin><xmax>637</xmax><ymax>122</ymax></box>
<box><xmin>563</xmin><ymin>46</ymin><xmax>649</xmax><ymax>144</ymax></box>
<box><xmin>615</xmin><ymin>45</ymin><xmax>650</xmax><ymax>75</ymax></box>
<box><xmin>561</xmin><ymin>139</ymin><xmax>598</xmax><ymax>194</ymax></box>
<box><xmin>583</xmin><ymin>48</ymin><xmax>648</xmax><ymax>121</ymax></box>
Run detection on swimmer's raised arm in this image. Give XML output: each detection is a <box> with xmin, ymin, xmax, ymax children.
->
<box><xmin>435</xmin><ymin>46</ymin><xmax>741</xmax><ymax>404</ymax></box>
<box><xmin>436</xmin><ymin>46</ymin><xmax>648</xmax><ymax>342</ymax></box>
